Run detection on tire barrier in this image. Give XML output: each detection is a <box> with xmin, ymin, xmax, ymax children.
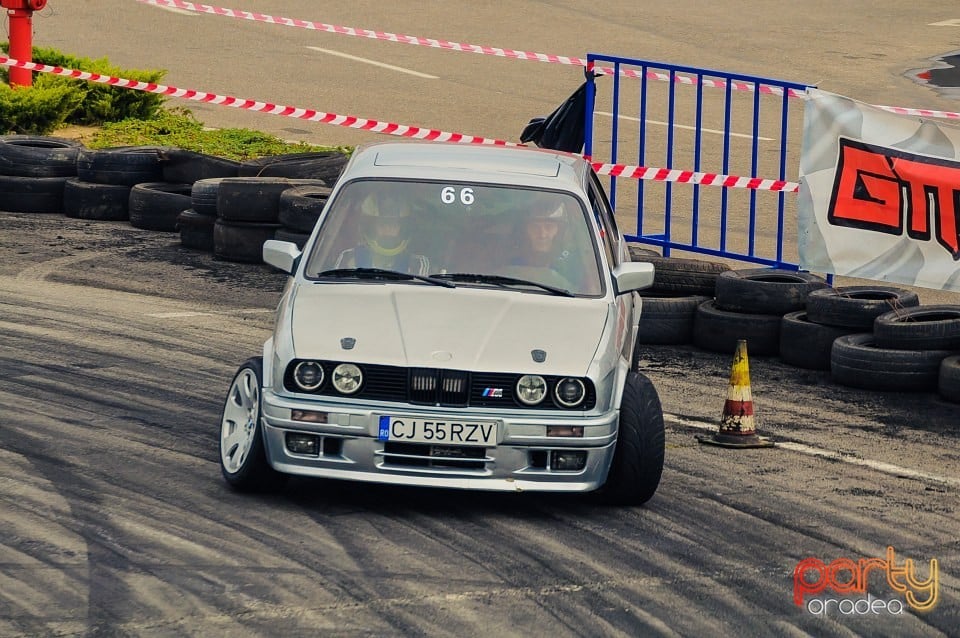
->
<box><xmin>873</xmin><ymin>305</ymin><xmax>960</xmax><ymax>351</ymax></box>
<box><xmin>63</xmin><ymin>178</ymin><xmax>131</xmax><ymax>221</ymax></box>
<box><xmin>779</xmin><ymin>311</ymin><xmax>858</xmax><ymax>371</ymax></box>
<box><xmin>805</xmin><ymin>285</ymin><xmax>921</xmax><ymax>330</ymax></box>
<box><xmin>213</xmin><ymin>218</ymin><xmax>281</xmax><ymax>263</ymax></box>
<box><xmin>642</xmin><ymin>256</ymin><xmax>730</xmax><ymax>297</ymax></box>
<box><xmin>692</xmin><ymin>299</ymin><xmax>782</xmax><ymax>356</ymax></box>
<box><xmin>830</xmin><ymin>333</ymin><xmax>955</xmax><ymax>392</ymax></box>
<box><xmin>277</xmin><ymin>185</ymin><xmax>332</xmax><ymax>233</ymax></box>
<box><xmin>715</xmin><ymin>268</ymin><xmax>829</xmax><ymax>316</ymax></box>
<box><xmin>636</xmin><ymin>292</ymin><xmax>711</xmax><ymax>345</ymax></box>
<box><xmin>128</xmin><ymin>182</ymin><xmax>193</xmax><ymax>232</ymax></box>
<box><xmin>0</xmin><ymin>174</ymin><xmax>69</xmax><ymax>214</ymax></box>
<box><xmin>190</xmin><ymin>177</ymin><xmax>228</xmax><ymax>217</ymax></box>
<box><xmin>216</xmin><ymin>177</ymin><xmax>328</xmax><ymax>223</ymax></box>
<box><xmin>160</xmin><ymin>148</ymin><xmax>241</xmax><ymax>184</ymax></box>
<box><xmin>76</xmin><ymin>146</ymin><xmax>168</xmax><ymax>186</ymax></box>
<box><xmin>237</xmin><ymin>151</ymin><xmax>349</xmax><ymax>183</ymax></box>
<box><xmin>0</xmin><ymin>135</ymin><xmax>82</xmax><ymax>178</ymax></box>
<box><xmin>939</xmin><ymin>355</ymin><xmax>960</xmax><ymax>403</ymax></box>
<box><xmin>177</xmin><ymin>209</ymin><xmax>217</xmax><ymax>252</ymax></box>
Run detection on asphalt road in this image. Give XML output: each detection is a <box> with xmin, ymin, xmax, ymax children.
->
<box><xmin>2</xmin><ymin>1</ymin><xmax>960</xmax><ymax>636</ymax></box>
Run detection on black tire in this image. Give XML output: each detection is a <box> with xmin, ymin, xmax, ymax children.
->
<box><xmin>779</xmin><ymin>311</ymin><xmax>858</xmax><ymax>370</ymax></box>
<box><xmin>806</xmin><ymin>285</ymin><xmax>921</xmax><ymax>329</ymax></box>
<box><xmin>238</xmin><ymin>151</ymin><xmax>349</xmax><ymax>182</ymax></box>
<box><xmin>219</xmin><ymin>357</ymin><xmax>285</xmax><ymax>491</ymax></box>
<box><xmin>0</xmin><ymin>174</ymin><xmax>68</xmax><ymax>213</ymax></box>
<box><xmin>873</xmin><ymin>305</ymin><xmax>960</xmax><ymax>351</ymax></box>
<box><xmin>715</xmin><ymin>268</ymin><xmax>829</xmax><ymax>315</ymax></box>
<box><xmin>128</xmin><ymin>182</ymin><xmax>193</xmax><ymax>232</ymax></box>
<box><xmin>274</xmin><ymin>227</ymin><xmax>312</xmax><ymax>250</ymax></box>
<box><xmin>831</xmin><ymin>333</ymin><xmax>953</xmax><ymax>392</ymax></box>
<box><xmin>939</xmin><ymin>355</ymin><xmax>960</xmax><ymax>403</ymax></box>
<box><xmin>692</xmin><ymin>299</ymin><xmax>782</xmax><ymax>355</ymax></box>
<box><xmin>594</xmin><ymin>371</ymin><xmax>665</xmax><ymax>506</ymax></box>
<box><xmin>213</xmin><ymin>219</ymin><xmax>281</xmax><ymax>263</ymax></box>
<box><xmin>159</xmin><ymin>148</ymin><xmax>241</xmax><ymax>184</ymax></box>
<box><xmin>0</xmin><ymin>135</ymin><xmax>82</xmax><ymax>178</ymax></box>
<box><xmin>63</xmin><ymin>178</ymin><xmax>132</xmax><ymax>221</ymax></box>
<box><xmin>191</xmin><ymin>177</ymin><xmax>229</xmax><ymax>216</ymax></box>
<box><xmin>76</xmin><ymin>146</ymin><xmax>167</xmax><ymax>186</ymax></box>
<box><xmin>636</xmin><ymin>293</ymin><xmax>711</xmax><ymax>346</ymax></box>
<box><xmin>627</xmin><ymin>244</ymin><xmax>661</xmax><ymax>260</ymax></box>
<box><xmin>216</xmin><ymin>177</ymin><xmax>327</xmax><ymax>223</ymax></box>
<box><xmin>641</xmin><ymin>256</ymin><xmax>730</xmax><ymax>296</ymax></box>
<box><xmin>277</xmin><ymin>184</ymin><xmax>332</xmax><ymax>232</ymax></box>
<box><xmin>177</xmin><ymin>209</ymin><xmax>216</xmax><ymax>252</ymax></box>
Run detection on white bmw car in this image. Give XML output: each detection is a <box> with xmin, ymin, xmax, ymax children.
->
<box><xmin>219</xmin><ymin>140</ymin><xmax>665</xmax><ymax>504</ymax></box>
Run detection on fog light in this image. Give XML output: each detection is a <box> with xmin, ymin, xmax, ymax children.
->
<box><xmin>291</xmin><ymin>409</ymin><xmax>328</xmax><ymax>423</ymax></box>
<box><xmin>550</xmin><ymin>450</ymin><xmax>587</xmax><ymax>471</ymax></box>
<box><xmin>286</xmin><ymin>432</ymin><xmax>320</xmax><ymax>456</ymax></box>
<box><xmin>546</xmin><ymin>425</ymin><xmax>584</xmax><ymax>437</ymax></box>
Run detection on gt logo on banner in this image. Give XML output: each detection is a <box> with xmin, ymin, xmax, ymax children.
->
<box><xmin>799</xmin><ymin>89</ymin><xmax>960</xmax><ymax>293</ymax></box>
<box><xmin>829</xmin><ymin>138</ymin><xmax>960</xmax><ymax>259</ymax></box>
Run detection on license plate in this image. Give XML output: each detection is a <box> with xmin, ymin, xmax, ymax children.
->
<box><xmin>378</xmin><ymin>416</ymin><xmax>497</xmax><ymax>446</ymax></box>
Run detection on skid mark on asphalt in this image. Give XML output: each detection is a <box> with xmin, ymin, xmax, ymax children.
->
<box><xmin>146</xmin><ymin>309</ymin><xmax>273</xmax><ymax>318</ymax></box>
<box><xmin>15</xmin><ymin>253</ymin><xmax>107</xmax><ymax>283</ymax></box>
<box><xmin>666</xmin><ymin>413</ymin><xmax>960</xmax><ymax>488</ymax></box>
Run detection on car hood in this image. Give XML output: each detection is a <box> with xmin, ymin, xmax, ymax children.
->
<box><xmin>288</xmin><ymin>283</ymin><xmax>608</xmax><ymax>374</ymax></box>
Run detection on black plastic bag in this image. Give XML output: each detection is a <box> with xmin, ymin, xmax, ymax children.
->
<box><xmin>520</xmin><ymin>81</ymin><xmax>589</xmax><ymax>153</ymax></box>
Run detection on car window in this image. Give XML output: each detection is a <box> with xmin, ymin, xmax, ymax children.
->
<box><xmin>303</xmin><ymin>179</ymin><xmax>605</xmax><ymax>296</ymax></box>
<box><xmin>588</xmin><ymin>184</ymin><xmax>618</xmax><ymax>268</ymax></box>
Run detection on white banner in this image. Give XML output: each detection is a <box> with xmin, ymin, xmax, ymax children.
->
<box><xmin>799</xmin><ymin>88</ymin><xmax>960</xmax><ymax>292</ymax></box>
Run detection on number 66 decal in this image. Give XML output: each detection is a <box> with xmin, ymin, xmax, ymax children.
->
<box><xmin>440</xmin><ymin>186</ymin><xmax>475</xmax><ymax>205</ymax></box>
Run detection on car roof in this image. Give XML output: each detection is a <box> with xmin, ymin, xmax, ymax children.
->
<box><xmin>341</xmin><ymin>141</ymin><xmax>593</xmax><ymax>192</ymax></box>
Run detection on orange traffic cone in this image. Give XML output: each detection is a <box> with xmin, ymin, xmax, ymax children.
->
<box><xmin>698</xmin><ymin>339</ymin><xmax>774</xmax><ymax>448</ymax></box>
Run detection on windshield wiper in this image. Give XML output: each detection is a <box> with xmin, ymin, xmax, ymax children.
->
<box><xmin>315</xmin><ymin>268</ymin><xmax>455</xmax><ymax>288</ymax></box>
<box><xmin>432</xmin><ymin>273</ymin><xmax>574</xmax><ymax>297</ymax></box>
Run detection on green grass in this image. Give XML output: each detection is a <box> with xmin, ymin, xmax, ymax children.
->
<box><xmin>85</xmin><ymin>107</ymin><xmax>352</xmax><ymax>160</ymax></box>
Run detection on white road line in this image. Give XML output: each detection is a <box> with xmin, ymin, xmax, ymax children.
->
<box><xmin>665</xmin><ymin>413</ymin><xmax>960</xmax><ymax>488</ymax></box>
<box><xmin>305</xmin><ymin>46</ymin><xmax>438</xmax><ymax>79</ymax></box>
<box><xmin>595</xmin><ymin>111</ymin><xmax>773</xmax><ymax>141</ymax></box>
<box><xmin>929</xmin><ymin>19</ymin><xmax>960</xmax><ymax>26</ymax></box>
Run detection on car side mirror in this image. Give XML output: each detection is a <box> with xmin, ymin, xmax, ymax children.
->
<box><xmin>612</xmin><ymin>262</ymin><xmax>655</xmax><ymax>294</ymax></box>
<box><xmin>263</xmin><ymin>239</ymin><xmax>302</xmax><ymax>274</ymax></box>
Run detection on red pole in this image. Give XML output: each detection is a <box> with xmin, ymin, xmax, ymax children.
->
<box><xmin>7</xmin><ymin>7</ymin><xmax>34</xmax><ymax>88</ymax></box>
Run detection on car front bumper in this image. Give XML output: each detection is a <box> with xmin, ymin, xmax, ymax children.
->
<box><xmin>259</xmin><ymin>390</ymin><xmax>618</xmax><ymax>493</ymax></box>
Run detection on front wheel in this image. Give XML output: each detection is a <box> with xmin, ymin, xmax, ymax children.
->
<box><xmin>595</xmin><ymin>371</ymin><xmax>665</xmax><ymax>505</ymax></box>
<box><xmin>219</xmin><ymin>357</ymin><xmax>284</xmax><ymax>491</ymax></box>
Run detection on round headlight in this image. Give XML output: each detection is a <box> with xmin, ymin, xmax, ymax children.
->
<box><xmin>332</xmin><ymin>363</ymin><xmax>363</xmax><ymax>394</ymax></box>
<box><xmin>516</xmin><ymin>375</ymin><xmax>547</xmax><ymax>405</ymax></box>
<box><xmin>293</xmin><ymin>361</ymin><xmax>324</xmax><ymax>391</ymax></box>
<box><xmin>554</xmin><ymin>377</ymin><xmax>586</xmax><ymax>407</ymax></box>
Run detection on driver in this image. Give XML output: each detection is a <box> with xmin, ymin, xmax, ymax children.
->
<box><xmin>508</xmin><ymin>198</ymin><xmax>578</xmax><ymax>287</ymax></box>
<box><xmin>335</xmin><ymin>192</ymin><xmax>430</xmax><ymax>275</ymax></box>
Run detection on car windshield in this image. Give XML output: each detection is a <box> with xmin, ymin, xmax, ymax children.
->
<box><xmin>303</xmin><ymin>179</ymin><xmax>604</xmax><ymax>296</ymax></box>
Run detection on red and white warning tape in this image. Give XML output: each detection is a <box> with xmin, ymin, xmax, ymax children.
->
<box><xmin>0</xmin><ymin>54</ymin><xmax>798</xmax><ymax>193</ymax></box>
<box><xmin>136</xmin><ymin>0</ymin><xmax>960</xmax><ymax>118</ymax></box>
<box><xmin>0</xmin><ymin>55</ymin><xmax>513</xmax><ymax>146</ymax></box>
<box><xmin>591</xmin><ymin>163</ymin><xmax>799</xmax><ymax>193</ymax></box>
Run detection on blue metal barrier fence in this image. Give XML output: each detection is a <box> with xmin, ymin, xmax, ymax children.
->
<box><xmin>584</xmin><ymin>54</ymin><xmax>814</xmax><ymax>270</ymax></box>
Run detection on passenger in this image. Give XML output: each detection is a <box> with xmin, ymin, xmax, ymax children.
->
<box><xmin>508</xmin><ymin>198</ymin><xmax>579</xmax><ymax>289</ymax></box>
<box><xmin>335</xmin><ymin>193</ymin><xmax>430</xmax><ymax>275</ymax></box>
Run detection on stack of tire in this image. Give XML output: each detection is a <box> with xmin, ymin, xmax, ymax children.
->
<box><xmin>692</xmin><ymin>268</ymin><xmax>830</xmax><ymax>356</ymax></box>
<box><xmin>779</xmin><ymin>285</ymin><xmax>919</xmax><ymax>371</ymax></box>
<box><xmin>275</xmin><ymin>185</ymin><xmax>332</xmax><ymax>248</ymax></box>
<box><xmin>828</xmin><ymin>301</ymin><xmax>960</xmax><ymax>400</ymax></box>
<box><xmin>628</xmin><ymin>245</ymin><xmax>729</xmax><ymax>348</ymax></box>
<box><xmin>0</xmin><ymin>135</ymin><xmax>82</xmax><ymax>214</ymax></box>
<box><xmin>64</xmin><ymin>146</ymin><xmax>170</xmax><ymax>222</ymax></box>
<box><xmin>211</xmin><ymin>177</ymin><xmax>330</xmax><ymax>263</ymax></box>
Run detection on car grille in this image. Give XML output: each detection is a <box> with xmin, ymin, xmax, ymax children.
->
<box><xmin>380</xmin><ymin>442</ymin><xmax>490</xmax><ymax>470</ymax></box>
<box><xmin>284</xmin><ymin>361</ymin><xmax>596</xmax><ymax>410</ymax></box>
